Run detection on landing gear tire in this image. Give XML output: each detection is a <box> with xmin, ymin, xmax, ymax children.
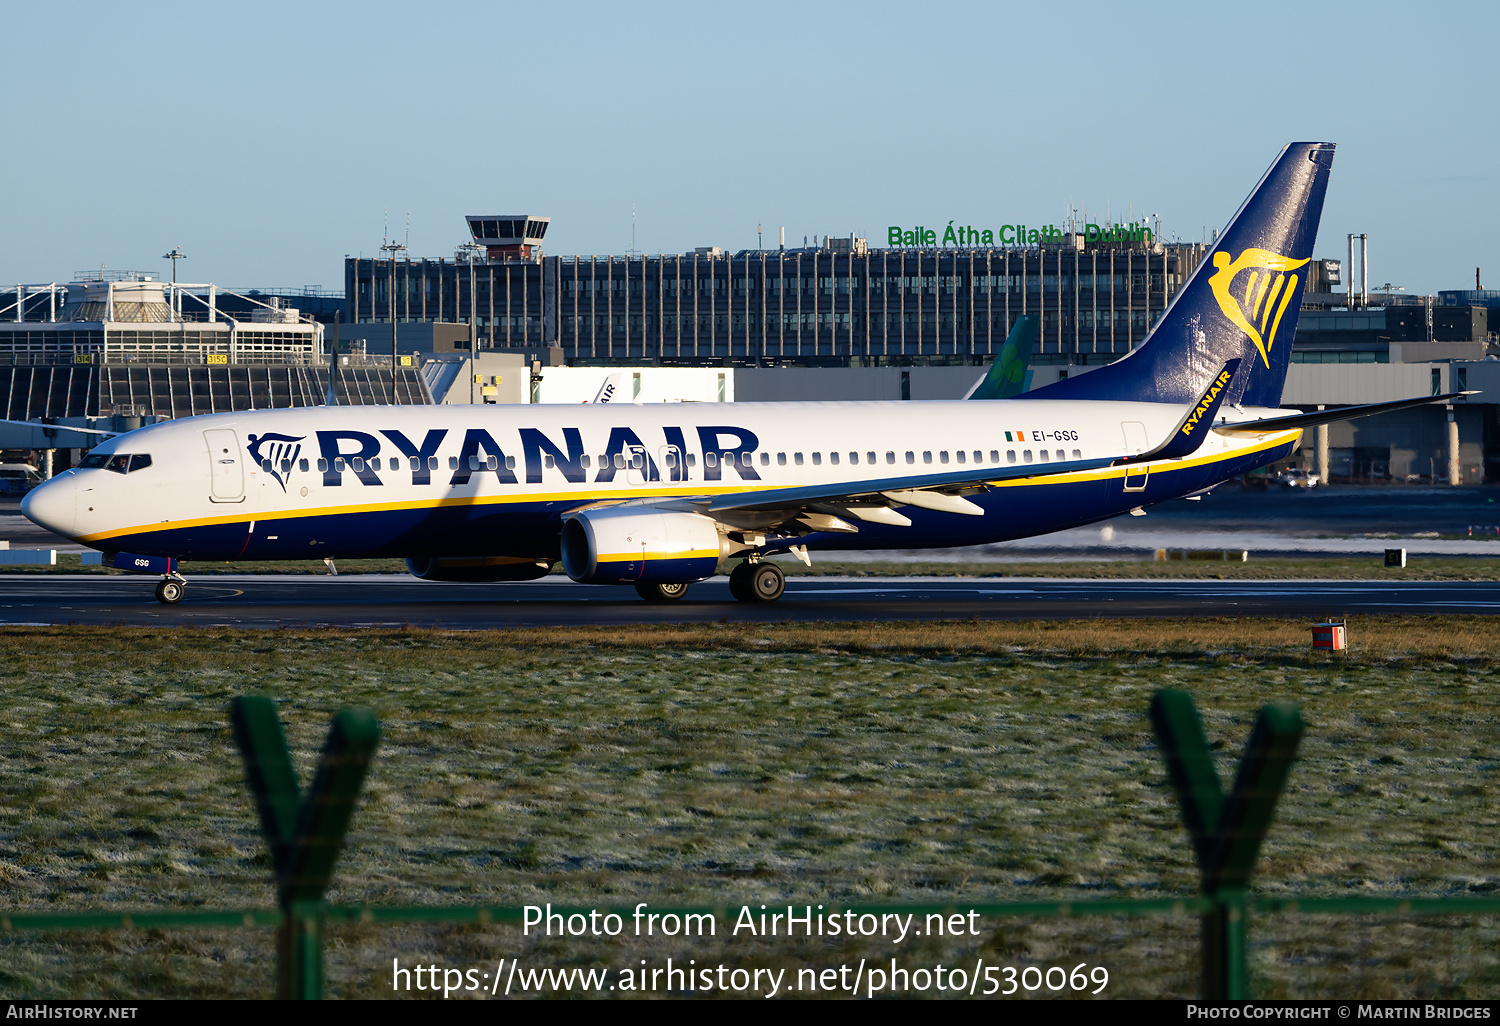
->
<box><xmin>728</xmin><ymin>561</ymin><xmax>755</xmax><ymax>602</ymax></box>
<box><xmin>155</xmin><ymin>578</ymin><xmax>185</xmax><ymax>605</ymax></box>
<box><xmin>730</xmin><ymin>561</ymin><xmax>784</xmax><ymax>603</ymax></box>
<box><xmin>636</xmin><ymin>581</ymin><xmax>689</xmax><ymax>602</ymax></box>
<box><xmin>749</xmin><ymin>562</ymin><xmax>785</xmax><ymax>602</ymax></box>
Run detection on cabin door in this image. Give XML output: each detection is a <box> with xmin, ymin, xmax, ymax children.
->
<box><xmin>204</xmin><ymin>429</ymin><xmax>245</xmax><ymax>502</ymax></box>
<box><xmin>1120</xmin><ymin>421</ymin><xmax>1149</xmax><ymax>492</ymax></box>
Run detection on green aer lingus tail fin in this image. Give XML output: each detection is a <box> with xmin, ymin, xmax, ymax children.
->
<box><xmin>964</xmin><ymin>314</ymin><xmax>1038</xmax><ymax>400</ymax></box>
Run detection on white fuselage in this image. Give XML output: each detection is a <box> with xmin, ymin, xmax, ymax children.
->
<box><xmin>23</xmin><ymin>399</ymin><xmax>1299</xmax><ymax>563</ymax></box>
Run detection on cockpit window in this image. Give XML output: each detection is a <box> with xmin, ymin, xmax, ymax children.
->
<box><xmin>79</xmin><ymin>453</ymin><xmax>152</xmax><ymax>474</ymax></box>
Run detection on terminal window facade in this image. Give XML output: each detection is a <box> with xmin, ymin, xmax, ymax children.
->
<box><xmin>347</xmin><ymin>242</ymin><xmax>1206</xmax><ymax>367</ymax></box>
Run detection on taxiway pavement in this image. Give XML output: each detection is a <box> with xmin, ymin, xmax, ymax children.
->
<box><xmin>0</xmin><ymin>574</ymin><xmax>1494</xmax><ymax>629</ymax></box>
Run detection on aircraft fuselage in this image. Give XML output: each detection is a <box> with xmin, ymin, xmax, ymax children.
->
<box><xmin>23</xmin><ymin>399</ymin><xmax>1298</xmax><ymax>564</ymax></box>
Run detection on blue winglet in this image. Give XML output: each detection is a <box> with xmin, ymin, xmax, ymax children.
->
<box><xmin>1154</xmin><ymin>359</ymin><xmax>1241</xmax><ymax>460</ymax></box>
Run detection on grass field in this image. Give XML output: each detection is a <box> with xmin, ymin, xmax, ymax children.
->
<box><xmin>2</xmin><ymin>618</ymin><xmax>1499</xmax><ymax>998</ymax></box>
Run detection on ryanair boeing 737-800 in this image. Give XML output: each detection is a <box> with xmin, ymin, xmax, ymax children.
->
<box><xmin>19</xmin><ymin>143</ymin><xmax>1467</xmax><ymax>605</ymax></box>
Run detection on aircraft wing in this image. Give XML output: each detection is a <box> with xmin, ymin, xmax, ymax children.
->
<box><xmin>704</xmin><ymin>455</ymin><xmax>1119</xmax><ymax>516</ymax></box>
<box><xmin>657</xmin><ymin>456</ymin><xmax>1123</xmax><ymax>532</ymax></box>
<box><xmin>1215</xmin><ymin>391</ymin><xmax>1477</xmax><ymax>434</ymax></box>
<box><xmin>666</xmin><ymin>359</ymin><xmax>1242</xmax><ymax>532</ymax></box>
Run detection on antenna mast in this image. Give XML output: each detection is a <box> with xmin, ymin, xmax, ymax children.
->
<box><xmin>379</xmin><ymin>220</ymin><xmax>408</xmax><ymax>406</ymax></box>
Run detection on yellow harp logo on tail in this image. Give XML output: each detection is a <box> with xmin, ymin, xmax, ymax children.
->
<box><xmin>1208</xmin><ymin>248</ymin><xmax>1310</xmax><ymax>368</ymax></box>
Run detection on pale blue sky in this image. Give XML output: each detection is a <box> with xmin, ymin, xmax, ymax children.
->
<box><xmin>2</xmin><ymin>1</ymin><xmax>1494</xmax><ymax>296</ymax></box>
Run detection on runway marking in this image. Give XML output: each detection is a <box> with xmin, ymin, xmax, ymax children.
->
<box><xmin>787</xmin><ymin>587</ymin><xmax>1039</xmax><ymax>596</ymax></box>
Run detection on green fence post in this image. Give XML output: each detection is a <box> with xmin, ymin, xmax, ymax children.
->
<box><xmin>282</xmin><ymin>708</ymin><xmax>381</xmax><ymax>905</ymax></box>
<box><xmin>231</xmin><ymin>698</ymin><xmax>380</xmax><ymax>1000</ymax></box>
<box><xmin>1149</xmin><ymin>690</ymin><xmax>1303</xmax><ymax>1001</ymax></box>
<box><xmin>1211</xmin><ymin>702</ymin><xmax>1304</xmax><ymax>894</ymax></box>
<box><xmin>230</xmin><ymin>697</ymin><xmax>302</xmax><ymax>879</ymax></box>
<box><xmin>283</xmin><ymin>899</ymin><xmax>325</xmax><ymax>1000</ymax></box>
<box><xmin>1199</xmin><ymin>892</ymin><xmax>1248</xmax><ymax>1000</ymax></box>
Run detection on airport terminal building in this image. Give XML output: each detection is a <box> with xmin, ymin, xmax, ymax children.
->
<box><xmin>345</xmin><ymin>216</ymin><xmax>1210</xmax><ymax>366</ymax></box>
<box><xmin>0</xmin><ymin>272</ymin><xmax>323</xmax><ymax>365</ymax></box>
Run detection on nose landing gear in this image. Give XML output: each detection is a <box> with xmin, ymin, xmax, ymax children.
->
<box><xmin>154</xmin><ymin>575</ymin><xmax>186</xmax><ymax>605</ymax></box>
<box><xmin>728</xmin><ymin>560</ymin><xmax>785</xmax><ymax>603</ymax></box>
<box><xmin>107</xmin><ymin>552</ymin><xmax>186</xmax><ymax>605</ymax></box>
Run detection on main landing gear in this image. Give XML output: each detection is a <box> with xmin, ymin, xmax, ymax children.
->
<box><xmin>154</xmin><ymin>575</ymin><xmax>186</xmax><ymax>605</ymax></box>
<box><xmin>635</xmin><ymin>581</ymin><xmax>690</xmax><ymax>603</ymax></box>
<box><xmin>728</xmin><ymin>560</ymin><xmax>784</xmax><ymax>603</ymax></box>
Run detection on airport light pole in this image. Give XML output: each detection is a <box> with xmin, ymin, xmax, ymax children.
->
<box><xmin>162</xmin><ymin>247</ymin><xmax>185</xmax><ymax>320</ymax></box>
<box><xmin>380</xmin><ymin>239</ymin><xmax>406</xmax><ymax>404</ymax></box>
<box><xmin>469</xmin><ymin>249</ymin><xmax>477</xmax><ymax>404</ymax></box>
<box><xmin>162</xmin><ymin>247</ymin><xmax>185</xmax><ymax>284</ymax></box>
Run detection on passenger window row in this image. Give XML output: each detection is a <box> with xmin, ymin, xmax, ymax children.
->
<box><xmin>265</xmin><ymin>445</ymin><xmax>1089</xmax><ymax>481</ymax></box>
<box><xmin>1014</xmin><ymin>449</ymin><xmax>1084</xmax><ymax>464</ymax></box>
<box><xmin>264</xmin><ymin>458</ymin><xmax>314</xmax><ymax>474</ymax></box>
<box><xmin>762</xmin><ymin>448</ymin><xmax>1083</xmax><ymax>468</ymax></box>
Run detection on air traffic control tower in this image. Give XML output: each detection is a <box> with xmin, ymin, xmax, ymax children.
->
<box><xmin>465</xmin><ymin>215</ymin><xmax>550</xmax><ymax>262</ymax></box>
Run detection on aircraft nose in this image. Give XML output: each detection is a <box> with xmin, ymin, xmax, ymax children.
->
<box><xmin>21</xmin><ymin>474</ymin><xmax>78</xmax><ymax>539</ymax></box>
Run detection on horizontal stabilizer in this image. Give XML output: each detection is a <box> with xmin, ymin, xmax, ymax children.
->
<box><xmin>1215</xmin><ymin>391</ymin><xmax>1476</xmax><ymax>434</ymax></box>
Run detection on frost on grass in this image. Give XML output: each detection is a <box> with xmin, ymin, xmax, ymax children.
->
<box><xmin>0</xmin><ymin>619</ymin><xmax>1497</xmax><ymax>997</ymax></box>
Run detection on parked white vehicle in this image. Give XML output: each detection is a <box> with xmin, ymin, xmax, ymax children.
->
<box><xmin>1278</xmin><ymin>467</ymin><xmax>1320</xmax><ymax>489</ymax></box>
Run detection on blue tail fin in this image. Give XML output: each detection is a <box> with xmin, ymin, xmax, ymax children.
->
<box><xmin>966</xmin><ymin>314</ymin><xmax>1037</xmax><ymax>399</ymax></box>
<box><xmin>1025</xmin><ymin>142</ymin><xmax>1334</xmax><ymax>408</ymax></box>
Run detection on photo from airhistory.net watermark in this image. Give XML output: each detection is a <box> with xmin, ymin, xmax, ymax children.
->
<box><xmin>386</xmin><ymin>901</ymin><xmax>1111</xmax><ymax>998</ymax></box>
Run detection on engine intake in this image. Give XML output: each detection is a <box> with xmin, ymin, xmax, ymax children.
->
<box><xmin>561</xmin><ymin>507</ymin><xmax>724</xmax><ymax>584</ymax></box>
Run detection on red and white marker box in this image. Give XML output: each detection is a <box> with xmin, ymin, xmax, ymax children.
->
<box><xmin>1311</xmin><ymin>622</ymin><xmax>1347</xmax><ymax>651</ymax></box>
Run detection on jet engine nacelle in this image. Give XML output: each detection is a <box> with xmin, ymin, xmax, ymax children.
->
<box><xmin>405</xmin><ymin>556</ymin><xmax>554</xmax><ymax>582</ymax></box>
<box><xmin>561</xmin><ymin>507</ymin><xmax>725</xmax><ymax>585</ymax></box>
